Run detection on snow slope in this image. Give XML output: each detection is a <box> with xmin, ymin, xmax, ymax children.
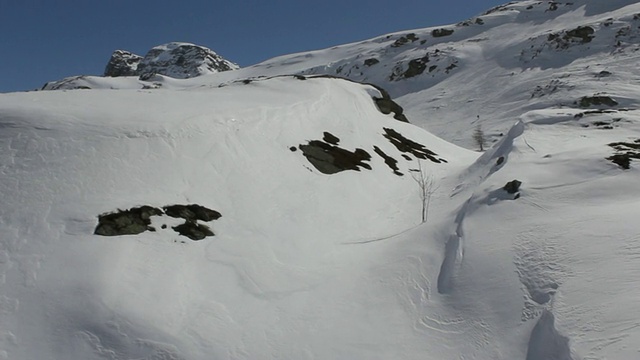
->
<box><xmin>3</xmin><ymin>0</ymin><xmax>640</xmax><ymax>359</ymax></box>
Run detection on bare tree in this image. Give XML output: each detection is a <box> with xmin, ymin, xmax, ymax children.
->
<box><xmin>409</xmin><ymin>160</ymin><xmax>439</xmax><ymax>223</ymax></box>
<box><xmin>473</xmin><ymin>124</ymin><xmax>486</xmax><ymax>151</ymax></box>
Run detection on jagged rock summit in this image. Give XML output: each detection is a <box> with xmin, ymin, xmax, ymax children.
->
<box><xmin>103</xmin><ymin>50</ymin><xmax>143</xmax><ymax>77</ymax></box>
<box><xmin>104</xmin><ymin>42</ymin><xmax>239</xmax><ymax>79</ymax></box>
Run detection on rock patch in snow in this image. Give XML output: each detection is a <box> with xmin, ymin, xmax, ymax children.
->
<box><xmin>373</xmin><ymin>92</ymin><xmax>409</xmax><ymax>123</ymax></box>
<box><xmin>94</xmin><ymin>206</ymin><xmax>163</xmax><ymax>236</ymax></box>
<box><xmin>607</xmin><ymin>139</ymin><xmax>640</xmax><ymax>169</ymax></box>
<box><xmin>163</xmin><ymin>204</ymin><xmax>222</xmax><ymax>222</ymax></box>
<box><xmin>431</xmin><ymin>28</ymin><xmax>455</xmax><ymax>38</ymax></box>
<box><xmin>172</xmin><ymin>221</ymin><xmax>214</xmax><ymax>241</ymax></box>
<box><xmin>391</xmin><ymin>33</ymin><xmax>420</xmax><ymax>48</ymax></box>
<box><xmin>298</xmin><ymin>136</ymin><xmax>372</xmax><ymax>175</ymax></box>
<box><xmin>578</xmin><ymin>95</ymin><xmax>618</xmax><ymax>108</ymax></box>
<box><xmin>503</xmin><ymin>180</ymin><xmax>522</xmax><ymax>194</ymax></box>
<box><xmin>373</xmin><ymin>146</ymin><xmax>403</xmax><ymax>176</ymax></box>
<box><xmin>95</xmin><ymin>204</ymin><xmax>221</xmax><ymax>240</ymax></box>
<box><xmin>382</xmin><ymin>128</ymin><xmax>446</xmax><ymax>164</ymax></box>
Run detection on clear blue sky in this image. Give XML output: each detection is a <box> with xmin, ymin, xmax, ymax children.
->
<box><xmin>0</xmin><ymin>0</ymin><xmax>507</xmax><ymax>93</ymax></box>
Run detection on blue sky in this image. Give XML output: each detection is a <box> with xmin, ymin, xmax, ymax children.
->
<box><xmin>0</xmin><ymin>0</ymin><xmax>507</xmax><ymax>92</ymax></box>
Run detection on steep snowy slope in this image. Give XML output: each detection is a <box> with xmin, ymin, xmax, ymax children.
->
<box><xmin>0</xmin><ymin>76</ymin><xmax>478</xmax><ymax>359</ymax></box>
<box><xmin>3</xmin><ymin>1</ymin><xmax>640</xmax><ymax>359</ymax></box>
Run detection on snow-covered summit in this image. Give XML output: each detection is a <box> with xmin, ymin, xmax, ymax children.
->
<box><xmin>134</xmin><ymin>42</ymin><xmax>239</xmax><ymax>79</ymax></box>
<box><xmin>44</xmin><ymin>42</ymin><xmax>238</xmax><ymax>90</ymax></box>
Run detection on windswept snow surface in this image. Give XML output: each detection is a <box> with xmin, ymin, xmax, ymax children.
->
<box><xmin>4</xmin><ymin>1</ymin><xmax>640</xmax><ymax>359</ymax></box>
<box><xmin>0</xmin><ymin>77</ymin><xmax>477</xmax><ymax>359</ymax></box>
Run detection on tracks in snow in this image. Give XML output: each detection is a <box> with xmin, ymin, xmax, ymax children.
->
<box><xmin>435</xmin><ymin>120</ymin><xmax>575</xmax><ymax>358</ymax></box>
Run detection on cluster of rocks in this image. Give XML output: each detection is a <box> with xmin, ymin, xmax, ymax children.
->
<box><xmin>94</xmin><ymin>204</ymin><xmax>221</xmax><ymax>241</ymax></box>
<box><xmin>294</xmin><ymin>125</ymin><xmax>447</xmax><ymax>176</ymax></box>
<box><xmin>389</xmin><ymin>49</ymin><xmax>459</xmax><ymax>81</ymax></box>
<box><xmin>607</xmin><ymin>139</ymin><xmax>640</xmax><ymax>169</ymax></box>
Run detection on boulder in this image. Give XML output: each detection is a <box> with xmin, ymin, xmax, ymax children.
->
<box><xmin>503</xmin><ymin>180</ymin><xmax>522</xmax><ymax>194</ymax></box>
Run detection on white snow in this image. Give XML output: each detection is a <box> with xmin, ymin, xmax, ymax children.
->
<box><xmin>2</xmin><ymin>1</ymin><xmax>640</xmax><ymax>359</ymax></box>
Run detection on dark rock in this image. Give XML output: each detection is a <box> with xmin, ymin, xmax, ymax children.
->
<box><xmin>504</xmin><ymin>180</ymin><xmax>522</xmax><ymax>194</ymax></box>
<box><xmin>391</xmin><ymin>33</ymin><xmax>419</xmax><ymax>47</ymax></box>
<box><xmin>289</xmin><ymin>146</ymin><xmax>297</xmax><ymax>152</ymax></box>
<box><xmin>596</xmin><ymin>70</ymin><xmax>612</xmax><ymax>78</ymax></box>
<box><xmin>565</xmin><ymin>26</ymin><xmax>595</xmax><ymax>43</ymax></box>
<box><xmin>372</xmin><ymin>87</ymin><xmax>410</xmax><ymax>123</ymax></box>
<box><xmin>299</xmin><ymin>140</ymin><xmax>371</xmax><ymax>174</ymax></box>
<box><xmin>364</xmin><ymin>58</ymin><xmax>380</xmax><ymax>66</ymax></box>
<box><xmin>607</xmin><ymin>140</ymin><xmax>640</xmax><ymax>169</ymax></box>
<box><xmin>547</xmin><ymin>26</ymin><xmax>595</xmax><ymax>50</ymax></box>
<box><xmin>293</xmin><ymin>75</ymin><xmax>306</xmax><ymax>80</ymax></box>
<box><xmin>94</xmin><ymin>206</ymin><xmax>163</xmax><ymax>236</ymax></box>
<box><xmin>496</xmin><ymin>156</ymin><xmax>505</xmax><ymax>166</ymax></box>
<box><xmin>164</xmin><ymin>204</ymin><xmax>221</xmax><ymax>222</ymax></box>
<box><xmin>608</xmin><ymin>154</ymin><xmax>632</xmax><ymax>169</ymax></box>
<box><xmin>579</xmin><ymin>96</ymin><xmax>618</xmax><ymax>108</ymax></box>
<box><xmin>403</xmin><ymin>56</ymin><xmax>430</xmax><ymax>78</ymax></box>
<box><xmin>172</xmin><ymin>221</ymin><xmax>214</xmax><ymax>240</ymax></box>
<box><xmin>104</xmin><ymin>50</ymin><xmax>143</xmax><ymax>77</ymax></box>
<box><xmin>383</xmin><ymin>128</ymin><xmax>446</xmax><ymax>164</ymax></box>
<box><xmin>445</xmin><ymin>63</ymin><xmax>458</xmax><ymax>73</ymax></box>
<box><xmin>432</xmin><ymin>28</ymin><xmax>454</xmax><ymax>37</ymax></box>
<box><xmin>323</xmin><ymin>132</ymin><xmax>340</xmax><ymax>145</ymax></box>
<box><xmin>373</xmin><ymin>146</ymin><xmax>403</xmax><ymax>176</ymax></box>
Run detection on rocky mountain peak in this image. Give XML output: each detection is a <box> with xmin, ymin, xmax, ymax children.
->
<box><xmin>103</xmin><ymin>42</ymin><xmax>239</xmax><ymax>79</ymax></box>
<box><xmin>103</xmin><ymin>50</ymin><xmax>143</xmax><ymax>77</ymax></box>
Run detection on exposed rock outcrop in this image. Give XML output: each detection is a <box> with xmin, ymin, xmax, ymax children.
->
<box><xmin>94</xmin><ymin>206</ymin><xmax>163</xmax><ymax>236</ymax></box>
<box><xmin>95</xmin><ymin>203</ymin><xmax>221</xmax><ymax>240</ymax></box>
<box><xmin>382</xmin><ymin>128</ymin><xmax>446</xmax><ymax>164</ymax></box>
<box><xmin>104</xmin><ymin>50</ymin><xmax>143</xmax><ymax>77</ymax></box>
<box><xmin>298</xmin><ymin>132</ymin><xmax>372</xmax><ymax>174</ymax></box>
<box><xmin>163</xmin><ymin>204</ymin><xmax>222</xmax><ymax>222</ymax></box>
<box><xmin>607</xmin><ymin>139</ymin><xmax>640</xmax><ymax>169</ymax></box>
<box><xmin>104</xmin><ymin>42</ymin><xmax>238</xmax><ymax>80</ymax></box>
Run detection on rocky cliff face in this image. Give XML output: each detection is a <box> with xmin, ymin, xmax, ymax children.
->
<box><xmin>103</xmin><ymin>42</ymin><xmax>238</xmax><ymax>79</ymax></box>
<box><xmin>103</xmin><ymin>50</ymin><xmax>143</xmax><ymax>77</ymax></box>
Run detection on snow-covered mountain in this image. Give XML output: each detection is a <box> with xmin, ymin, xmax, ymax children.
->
<box><xmin>2</xmin><ymin>1</ymin><xmax>640</xmax><ymax>359</ymax></box>
<box><xmin>43</xmin><ymin>42</ymin><xmax>239</xmax><ymax>90</ymax></box>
